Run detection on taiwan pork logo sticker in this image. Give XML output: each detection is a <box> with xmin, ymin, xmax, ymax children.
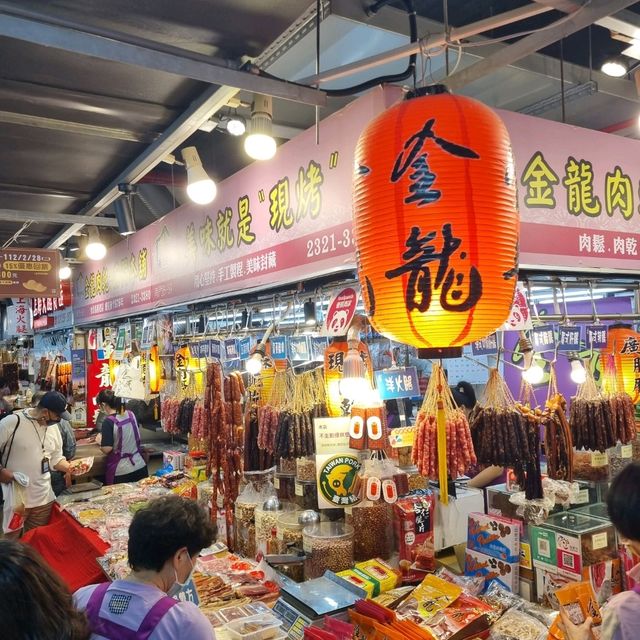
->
<box><xmin>318</xmin><ymin>455</ymin><xmax>361</xmax><ymax>506</ymax></box>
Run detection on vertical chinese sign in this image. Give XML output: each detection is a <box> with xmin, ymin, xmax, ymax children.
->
<box><xmin>71</xmin><ymin>349</ymin><xmax>87</xmax><ymax>426</ymax></box>
<box><xmin>86</xmin><ymin>351</ymin><xmax>111</xmax><ymax>428</ymax></box>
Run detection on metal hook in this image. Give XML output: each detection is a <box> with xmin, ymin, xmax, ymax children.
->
<box><xmin>588</xmin><ymin>281</ymin><xmax>600</xmax><ymax>324</ymax></box>
<box><xmin>559</xmin><ymin>279</ymin><xmax>570</xmax><ymax>325</ymax></box>
<box><xmin>525</xmin><ymin>279</ymin><xmax>540</xmax><ymax>324</ymax></box>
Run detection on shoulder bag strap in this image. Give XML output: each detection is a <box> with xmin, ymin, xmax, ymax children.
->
<box><xmin>136</xmin><ymin>596</ymin><xmax>179</xmax><ymax>640</ymax></box>
<box><xmin>0</xmin><ymin>415</ymin><xmax>20</xmax><ymax>468</ymax></box>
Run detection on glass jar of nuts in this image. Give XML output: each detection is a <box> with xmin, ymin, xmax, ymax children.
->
<box><xmin>303</xmin><ymin>522</ymin><xmax>354</xmax><ymax>579</ymax></box>
<box><xmin>345</xmin><ymin>501</ymin><xmax>393</xmax><ymax>561</ymax></box>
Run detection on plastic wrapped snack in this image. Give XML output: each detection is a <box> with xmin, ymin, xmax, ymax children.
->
<box><xmin>435</xmin><ymin>567</ymin><xmax>485</xmax><ymax>596</ymax></box>
<box><xmin>489</xmin><ymin>609</ymin><xmax>548</xmax><ymax>640</ymax></box>
<box><xmin>481</xmin><ymin>582</ymin><xmax>525</xmax><ymax>619</ymax></box>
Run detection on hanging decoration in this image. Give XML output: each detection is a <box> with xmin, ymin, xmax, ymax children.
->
<box><xmin>352</xmin><ymin>85</ymin><xmax>519</xmax><ymax>348</ymax></box>
<box><xmin>604</xmin><ymin>324</ymin><xmax>640</xmax><ymax>403</ymax></box>
<box><xmin>148</xmin><ymin>344</ymin><xmax>160</xmax><ymax>394</ymax></box>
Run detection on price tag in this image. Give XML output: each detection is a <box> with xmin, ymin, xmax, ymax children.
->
<box><xmin>274</xmin><ymin>477</ymin><xmax>280</xmax><ymax>489</ymax></box>
<box><xmin>574</xmin><ymin>489</ymin><xmax>590</xmax><ymax>504</ymax></box>
<box><xmin>620</xmin><ymin>445</ymin><xmax>633</xmax><ymax>459</ymax></box>
<box><xmin>592</xmin><ymin>532</ymin><xmax>608</xmax><ymax>550</ymax></box>
<box><xmin>295</xmin><ymin>481</ymin><xmax>304</xmax><ymax>497</ymax></box>
<box><xmin>591</xmin><ymin>452</ymin><xmax>608</xmax><ymax>467</ymax></box>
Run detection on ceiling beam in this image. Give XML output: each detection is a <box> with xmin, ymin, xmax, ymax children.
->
<box><xmin>0</xmin><ymin>209</ymin><xmax>119</xmax><ymax>227</ymax></box>
<box><xmin>0</xmin><ymin>182</ymin><xmax>89</xmax><ymax>200</ymax></box>
<box><xmin>446</xmin><ymin>0</ymin><xmax>639</xmax><ymax>91</ymax></box>
<box><xmin>0</xmin><ymin>110</ymin><xmax>158</xmax><ymax>143</ymax></box>
<box><xmin>0</xmin><ymin>12</ymin><xmax>326</xmax><ymax>107</ymax></box>
<box><xmin>45</xmin><ymin>84</ymin><xmax>240</xmax><ymax>249</ymax></box>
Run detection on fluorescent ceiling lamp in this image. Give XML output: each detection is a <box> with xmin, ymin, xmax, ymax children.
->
<box><xmin>85</xmin><ymin>227</ymin><xmax>106</xmax><ymax>261</ymax></box>
<box><xmin>181</xmin><ymin>146</ymin><xmax>217</xmax><ymax>204</ymax></box>
<box><xmin>244</xmin><ymin>94</ymin><xmax>277</xmax><ymax>161</ymax></box>
<box><xmin>601</xmin><ymin>58</ymin><xmax>627</xmax><ymax>77</ymax></box>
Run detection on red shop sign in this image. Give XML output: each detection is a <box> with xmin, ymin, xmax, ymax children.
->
<box><xmin>86</xmin><ymin>351</ymin><xmax>111</xmax><ymax>428</ymax></box>
<box><xmin>324</xmin><ymin>286</ymin><xmax>359</xmax><ymax>337</ymax></box>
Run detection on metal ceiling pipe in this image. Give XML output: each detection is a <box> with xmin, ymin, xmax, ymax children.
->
<box><xmin>300</xmin><ymin>3</ymin><xmax>555</xmax><ymax>85</ymax></box>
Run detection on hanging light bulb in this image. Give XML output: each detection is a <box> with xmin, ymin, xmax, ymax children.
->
<box><xmin>519</xmin><ymin>334</ymin><xmax>544</xmax><ymax>385</ymax></box>
<box><xmin>85</xmin><ymin>227</ymin><xmax>107</xmax><ymax>261</ymax></box>
<box><xmin>245</xmin><ymin>343</ymin><xmax>266</xmax><ymax>376</ymax></box>
<box><xmin>244</xmin><ymin>94</ymin><xmax>277</xmax><ymax>161</ymax></box>
<box><xmin>569</xmin><ymin>356</ymin><xmax>587</xmax><ymax>384</ymax></box>
<box><xmin>59</xmin><ymin>261</ymin><xmax>72</xmax><ymax>280</ymax></box>
<box><xmin>522</xmin><ymin>361</ymin><xmax>545</xmax><ymax>385</ymax></box>
<box><xmin>181</xmin><ymin>146</ymin><xmax>217</xmax><ymax>204</ymax></box>
<box><xmin>340</xmin><ymin>343</ymin><xmax>371</xmax><ymax>401</ymax></box>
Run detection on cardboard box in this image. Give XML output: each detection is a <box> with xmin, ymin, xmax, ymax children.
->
<box><xmin>433</xmin><ymin>486</ymin><xmax>484</xmax><ymax>551</ymax></box>
<box><xmin>467</xmin><ymin>513</ymin><xmax>521</xmax><ymax>563</ymax></box>
<box><xmin>355</xmin><ymin>558</ymin><xmax>398</xmax><ymax>594</ymax></box>
<box><xmin>336</xmin><ymin>570</ymin><xmax>377</xmax><ymax>598</ymax></box>
<box><xmin>465</xmin><ymin>548</ymin><xmax>519</xmax><ymax>593</ymax></box>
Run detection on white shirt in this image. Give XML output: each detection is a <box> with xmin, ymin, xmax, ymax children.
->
<box><xmin>0</xmin><ymin>410</ymin><xmax>65</xmax><ymax>507</ymax></box>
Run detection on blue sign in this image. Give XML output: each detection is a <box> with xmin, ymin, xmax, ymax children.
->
<box><xmin>199</xmin><ymin>340</ymin><xmax>211</xmax><ymax>358</ymax></box>
<box><xmin>238</xmin><ymin>336</ymin><xmax>252</xmax><ymax>360</ymax></box>
<box><xmin>558</xmin><ymin>325</ymin><xmax>581</xmax><ymax>352</ymax></box>
<box><xmin>531</xmin><ymin>324</ymin><xmax>556</xmax><ymax>351</ymax></box>
<box><xmin>223</xmin><ymin>338</ymin><xmax>239</xmax><ymax>361</ymax></box>
<box><xmin>471</xmin><ymin>333</ymin><xmax>498</xmax><ymax>356</ymax></box>
<box><xmin>209</xmin><ymin>339</ymin><xmax>221</xmax><ymax>360</ymax></box>
<box><xmin>586</xmin><ymin>324</ymin><xmax>608</xmax><ymax>349</ymax></box>
<box><xmin>374</xmin><ymin>366</ymin><xmax>420</xmax><ymax>400</ymax></box>
<box><xmin>289</xmin><ymin>336</ymin><xmax>310</xmax><ymax>361</ymax></box>
<box><xmin>176</xmin><ymin>577</ymin><xmax>199</xmax><ymax>605</ymax></box>
<box><xmin>189</xmin><ymin>342</ymin><xmax>201</xmax><ymax>358</ymax></box>
<box><xmin>311</xmin><ymin>336</ymin><xmax>329</xmax><ymax>361</ymax></box>
<box><xmin>270</xmin><ymin>336</ymin><xmax>288</xmax><ymax>360</ymax></box>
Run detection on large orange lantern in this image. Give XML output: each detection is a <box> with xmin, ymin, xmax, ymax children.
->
<box><xmin>353</xmin><ymin>85</ymin><xmax>519</xmax><ymax>348</ymax></box>
<box><xmin>324</xmin><ymin>340</ymin><xmax>373</xmax><ymax>417</ymax></box>
<box><xmin>604</xmin><ymin>324</ymin><xmax>640</xmax><ymax>403</ymax></box>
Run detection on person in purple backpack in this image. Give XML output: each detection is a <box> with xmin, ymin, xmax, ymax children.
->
<box><xmin>74</xmin><ymin>495</ymin><xmax>215</xmax><ymax>639</ymax></box>
<box><xmin>560</xmin><ymin>462</ymin><xmax>640</xmax><ymax>640</ymax></box>
<box><xmin>96</xmin><ymin>389</ymin><xmax>148</xmax><ymax>484</ymax></box>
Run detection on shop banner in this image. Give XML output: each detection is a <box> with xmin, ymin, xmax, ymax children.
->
<box><xmin>0</xmin><ymin>249</ymin><xmax>59</xmax><ymax>298</ymax></box>
<box><xmin>374</xmin><ymin>366</ymin><xmax>420</xmax><ymax>400</ymax></box>
<box><xmin>270</xmin><ymin>336</ymin><xmax>288</xmax><ymax>360</ymax></box>
<box><xmin>71</xmin><ymin>349</ymin><xmax>87</xmax><ymax>426</ymax></box>
<box><xmin>72</xmin><ymin>89</ymin><xmax>640</xmax><ymax>326</ymax></box>
<box><xmin>558</xmin><ymin>325</ymin><xmax>582</xmax><ymax>352</ymax></box>
<box><xmin>86</xmin><ymin>351</ymin><xmax>111</xmax><ymax>428</ymax></box>
<box><xmin>499</xmin><ymin>109</ymin><xmax>640</xmax><ymax>271</ymax></box>
<box><xmin>289</xmin><ymin>335</ymin><xmax>310</xmax><ymax>361</ymax></box>
<box><xmin>531</xmin><ymin>324</ymin><xmax>556</xmax><ymax>352</ymax></box>
<box><xmin>471</xmin><ymin>333</ymin><xmax>499</xmax><ymax>356</ymax></box>
<box><xmin>32</xmin><ymin>280</ymin><xmax>72</xmax><ymax>319</ymax></box>
<box><xmin>5</xmin><ymin>298</ymin><xmax>33</xmax><ymax>336</ymax></box>
<box><xmin>72</xmin><ymin>88</ymin><xmax>401</xmax><ymax>324</ymax></box>
<box><xmin>586</xmin><ymin>324</ymin><xmax>608</xmax><ymax>349</ymax></box>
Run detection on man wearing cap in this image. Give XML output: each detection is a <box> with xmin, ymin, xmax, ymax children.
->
<box><xmin>0</xmin><ymin>391</ymin><xmax>73</xmax><ymax>537</ymax></box>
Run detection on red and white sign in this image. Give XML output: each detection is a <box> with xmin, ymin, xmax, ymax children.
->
<box><xmin>6</xmin><ymin>298</ymin><xmax>33</xmax><ymax>336</ymax></box>
<box><xmin>501</xmin><ymin>285</ymin><xmax>533</xmax><ymax>332</ymax></box>
<box><xmin>323</xmin><ymin>286</ymin><xmax>359</xmax><ymax>337</ymax></box>
<box><xmin>32</xmin><ymin>281</ymin><xmax>71</xmax><ymax>318</ymax></box>
<box><xmin>86</xmin><ymin>351</ymin><xmax>111</xmax><ymax>428</ymax></box>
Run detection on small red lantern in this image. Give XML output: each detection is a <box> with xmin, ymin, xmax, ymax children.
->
<box><xmin>353</xmin><ymin>85</ymin><xmax>519</xmax><ymax>348</ymax></box>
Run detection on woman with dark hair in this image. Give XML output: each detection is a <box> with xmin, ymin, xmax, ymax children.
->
<box><xmin>451</xmin><ymin>381</ymin><xmax>505</xmax><ymax>488</ymax></box>
<box><xmin>560</xmin><ymin>462</ymin><xmax>640</xmax><ymax>640</ymax></box>
<box><xmin>0</xmin><ymin>539</ymin><xmax>90</xmax><ymax>640</ymax></box>
<box><xmin>96</xmin><ymin>389</ymin><xmax>148</xmax><ymax>485</ymax></box>
<box><xmin>75</xmin><ymin>496</ymin><xmax>215</xmax><ymax>639</ymax></box>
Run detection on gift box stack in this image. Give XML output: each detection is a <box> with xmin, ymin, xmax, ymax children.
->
<box><xmin>464</xmin><ymin>512</ymin><xmax>521</xmax><ymax>593</ymax></box>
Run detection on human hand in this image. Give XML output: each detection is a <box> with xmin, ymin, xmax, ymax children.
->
<box><xmin>0</xmin><ymin>467</ymin><xmax>14</xmax><ymax>483</ymax></box>
<box><xmin>558</xmin><ymin>610</ymin><xmax>593</xmax><ymax>640</ymax></box>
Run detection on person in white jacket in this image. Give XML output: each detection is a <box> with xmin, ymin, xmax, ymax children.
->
<box><xmin>0</xmin><ymin>391</ymin><xmax>73</xmax><ymax>537</ymax></box>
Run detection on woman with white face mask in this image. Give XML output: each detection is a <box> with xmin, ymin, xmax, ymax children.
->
<box><xmin>74</xmin><ymin>496</ymin><xmax>215</xmax><ymax>640</ymax></box>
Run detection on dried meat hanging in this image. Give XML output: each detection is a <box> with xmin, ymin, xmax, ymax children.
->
<box><xmin>541</xmin><ymin>364</ymin><xmax>573</xmax><ymax>483</ymax></box>
<box><xmin>412</xmin><ymin>363</ymin><xmax>476</xmax><ymax>504</ymax></box>
<box><xmin>570</xmin><ymin>359</ymin><xmax>633</xmax><ymax>452</ymax></box>
<box><xmin>601</xmin><ymin>354</ymin><xmax>637</xmax><ymax>446</ymax></box>
<box><xmin>471</xmin><ymin>367</ymin><xmax>542</xmax><ymax>499</ymax></box>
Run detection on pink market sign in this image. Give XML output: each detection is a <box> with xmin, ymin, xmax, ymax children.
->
<box><xmin>74</xmin><ymin>90</ymin><xmax>640</xmax><ymax>325</ymax></box>
<box><xmin>499</xmin><ymin>109</ymin><xmax>640</xmax><ymax>271</ymax></box>
<box><xmin>73</xmin><ymin>86</ymin><xmax>402</xmax><ymax>324</ymax></box>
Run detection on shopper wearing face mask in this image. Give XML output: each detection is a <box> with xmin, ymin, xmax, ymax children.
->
<box><xmin>74</xmin><ymin>495</ymin><xmax>215</xmax><ymax>640</ymax></box>
<box><xmin>0</xmin><ymin>390</ymin><xmax>73</xmax><ymax>537</ymax></box>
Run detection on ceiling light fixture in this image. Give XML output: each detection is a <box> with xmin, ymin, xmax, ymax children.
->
<box><xmin>244</xmin><ymin>94</ymin><xmax>277</xmax><ymax>161</ymax></box>
<box><xmin>304</xmin><ymin>299</ymin><xmax>317</xmax><ymax>326</ymax></box>
<box><xmin>601</xmin><ymin>57</ymin><xmax>627</xmax><ymax>77</ymax></box>
<box><xmin>181</xmin><ymin>146</ymin><xmax>217</xmax><ymax>204</ymax></box>
<box><xmin>59</xmin><ymin>260</ymin><xmax>71</xmax><ymax>280</ymax></box>
<box><xmin>114</xmin><ymin>185</ymin><xmax>137</xmax><ymax>236</ymax></box>
<box><xmin>85</xmin><ymin>226</ymin><xmax>107</xmax><ymax>261</ymax></box>
<box><xmin>226</xmin><ymin>115</ymin><xmax>246</xmax><ymax>137</ymax></box>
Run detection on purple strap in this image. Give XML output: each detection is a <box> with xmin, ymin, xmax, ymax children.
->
<box><xmin>85</xmin><ymin>582</ymin><xmax>179</xmax><ymax>640</ymax></box>
<box><xmin>105</xmin><ymin>411</ymin><xmax>144</xmax><ymax>485</ymax></box>
<box><xmin>633</xmin><ymin>583</ymin><xmax>640</xmax><ymax>594</ymax></box>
